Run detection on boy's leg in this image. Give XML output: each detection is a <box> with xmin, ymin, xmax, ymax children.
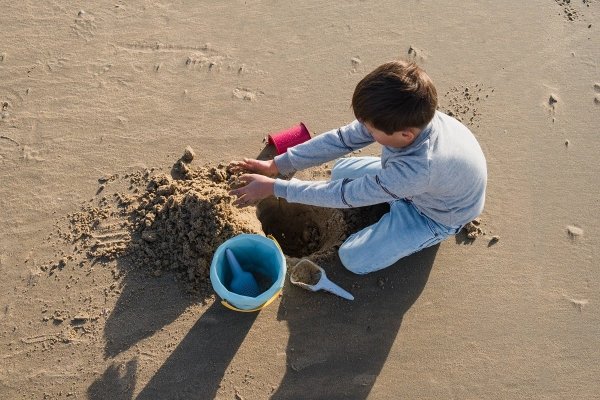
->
<box><xmin>331</xmin><ymin>156</ymin><xmax>382</xmax><ymax>180</ymax></box>
<box><xmin>338</xmin><ymin>200</ymin><xmax>452</xmax><ymax>275</ymax></box>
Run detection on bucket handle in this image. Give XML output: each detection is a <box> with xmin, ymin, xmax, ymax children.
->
<box><xmin>221</xmin><ymin>288</ymin><xmax>282</xmax><ymax>312</ymax></box>
<box><xmin>267</xmin><ymin>234</ymin><xmax>282</xmax><ymax>253</ymax></box>
<box><xmin>220</xmin><ymin>235</ymin><xmax>285</xmax><ymax>312</ymax></box>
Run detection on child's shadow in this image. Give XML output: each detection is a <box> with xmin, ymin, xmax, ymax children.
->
<box><xmin>254</xmin><ymin>144</ymin><xmax>440</xmax><ymax>398</ymax></box>
<box><xmin>272</xmin><ymin>244</ymin><xmax>439</xmax><ymax>399</ymax></box>
<box><xmin>134</xmin><ymin>302</ymin><xmax>257</xmax><ymax>399</ymax></box>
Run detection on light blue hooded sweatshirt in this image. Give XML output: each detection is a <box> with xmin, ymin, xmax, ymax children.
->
<box><xmin>273</xmin><ymin>111</ymin><xmax>487</xmax><ymax>228</ymax></box>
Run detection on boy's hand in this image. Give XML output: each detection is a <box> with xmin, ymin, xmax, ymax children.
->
<box><xmin>229</xmin><ymin>174</ymin><xmax>275</xmax><ymax>207</ymax></box>
<box><xmin>228</xmin><ymin>158</ymin><xmax>279</xmax><ymax>177</ymax></box>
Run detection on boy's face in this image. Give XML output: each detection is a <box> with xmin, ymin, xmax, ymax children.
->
<box><xmin>363</xmin><ymin>121</ymin><xmax>418</xmax><ymax>148</ymax></box>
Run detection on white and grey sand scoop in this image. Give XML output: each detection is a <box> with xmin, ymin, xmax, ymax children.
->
<box><xmin>290</xmin><ymin>259</ymin><xmax>354</xmax><ymax>301</ymax></box>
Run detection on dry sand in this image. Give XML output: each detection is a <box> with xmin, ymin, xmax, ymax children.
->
<box><xmin>1</xmin><ymin>1</ymin><xmax>599</xmax><ymax>399</ymax></box>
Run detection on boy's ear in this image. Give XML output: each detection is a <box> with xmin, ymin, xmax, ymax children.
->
<box><xmin>401</xmin><ymin>130</ymin><xmax>415</xmax><ymax>139</ymax></box>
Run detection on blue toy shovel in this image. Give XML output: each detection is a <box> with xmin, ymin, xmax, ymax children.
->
<box><xmin>225</xmin><ymin>248</ymin><xmax>261</xmax><ymax>297</ymax></box>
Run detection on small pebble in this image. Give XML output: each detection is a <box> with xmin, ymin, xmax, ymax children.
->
<box><xmin>182</xmin><ymin>146</ymin><xmax>195</xmax><ymax>163</ymax></box>
<box><xmin>567</xmin><ymin>225</ymin><xmax>583</xmax><ymax>237</ymax></box>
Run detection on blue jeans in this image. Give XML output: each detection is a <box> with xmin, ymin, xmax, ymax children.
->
<box><xmin>332</xmin><ymin>157</ymin><xmax>461</xmax><ymax>275</ymax></box>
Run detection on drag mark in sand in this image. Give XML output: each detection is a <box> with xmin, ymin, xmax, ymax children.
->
<box><xmin>115</xmin><ymin>41</ymin><xmax>261</xmax><ymax>78</ymax></box>
<box><xmin>563</xmin><ymin>295</ymin><xmax>589</xmax><ymax>312</ymax></box>
<box><xmin>184</xmin><ymin>53</ymin><xmax>261</xmax><ymax>76</ymax></box>
<box><xmin>117</xmin><ymin>41</ymin><xmax>219</xmax><ymax>54</ymax></box>
<box><xmin>0</xmin><ymin>135</ymin><xmax>20</xmax><ymax>146</ymax></box>
<box><xmin>185</xmin><ymin>53</ymin><xmax>226</xmax><ymax>72</ymax></box>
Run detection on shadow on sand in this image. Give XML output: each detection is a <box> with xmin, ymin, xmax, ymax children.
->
<box><xmin>127</xmin><ymin>244</ymin><xmax>438</xmax><ymax>400</ymax></box>
<box><xmin>102</xmin><ymin>266</ymin><xmax>196</xmax><ymax>358</ymax></box>
<box><xmin>88</xmin><ymin>359</ymin><xmax>138</xmax><ymax>400</ymax></box>
<box><xmin>135</xmin><ymin>302</ymin><xmax>258</xmax><ymax>399</ymax></box>
<box><xmin>88</xmin><ymin>144</ymin><xmax>279</xmax><ymax>398</ymax></box>
<box><xmin>272</xmin><ymin>245</ymin><xmax>439</xmax><ymax>399</ymax></box>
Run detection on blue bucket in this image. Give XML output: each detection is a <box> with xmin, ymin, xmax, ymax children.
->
<box><xmin>210</xmin><ymin>234</ymin><xmax>286</xmax><ymax>312</ymax></box>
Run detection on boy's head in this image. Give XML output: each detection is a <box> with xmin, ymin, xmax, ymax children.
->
<box><xmin>352</xmin><ymin>60</ymin><xmax>437</xmax><ymax>135</ymax></box>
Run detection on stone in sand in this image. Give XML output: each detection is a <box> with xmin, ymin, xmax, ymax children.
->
<box><xmin>182</xmin><ymin>146</ymin><xmax>195</xmax><ymax>163</ymax></box>
<box><xmin>567</xmin><ymin>225</ymin><xmax>583</xmax><ymax>237</ymax></box>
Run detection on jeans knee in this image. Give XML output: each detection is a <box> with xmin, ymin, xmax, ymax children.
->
<box><xmin>338</xmin><ymin>246</ymin><xmax>370</xmax><ymax>275</ymax></box>
<box><xmin>330</xmin><ymin>159</ymin><xmax>347</xmax><ymax>181</ymax></box>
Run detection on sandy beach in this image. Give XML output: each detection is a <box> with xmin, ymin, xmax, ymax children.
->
<box><xmin>1</xmin><ymin>1</ymin><xmax>599</xmax><ymax>398</ymax></box>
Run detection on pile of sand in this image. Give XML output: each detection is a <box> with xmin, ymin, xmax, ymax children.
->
<box><xmin>47</xmin><ymin>149</ymin><xmax>262</xmax><ymax>294</ymax></box>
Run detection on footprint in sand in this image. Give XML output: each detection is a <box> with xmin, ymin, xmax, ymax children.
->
<box><xmin>350</xmin><ymin>56</ymin><xmax>362</xmax><ymax>73</ymax></box>
<box><xmin>72</xmin><ymin>10</ymin><xmax>97</xmax><ymax>42</ymax></box>
<box><xmin>232</xmin><ymin>87</ymin><xmax>263</xmax><ymax>101</ymax></box>
<box><xmin>407</xmin><ymin>45</ymin><xmax>428</xmax><ymax>63</ymax></box>
<box><xmin>0</xmin><ymin>86</ymin><xmax>24</xmax><ymax>122</ymax></box>
<box><xmin>594</xmin><ymin>83</ymin><xmax>600</xmax><ymax>105</ymax></box>
<box><xmin>566</xmin><ymin>225</ymin><xmax>584</xmax><ymax>238</ymax></box>
<box><xmin>1</xmin><ymin>101</ymin><xmax>9</xmax><ymax>120</ymax></box>
<box><xmin>545</xmin><ymin>93</ymin><xmax>560</xmax><ymax>122</ymax></box>
<box><xmin>22</xmin><ymin>145</ymin><xmax>45</xmax><ymax>162</ymax></box>
<box><xmin>44</xmin><ymin>56</ymin><xmax>70</xmax><ymax>73</ymax></box>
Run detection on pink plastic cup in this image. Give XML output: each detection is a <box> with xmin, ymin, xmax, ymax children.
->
<box><xmin>267</xmin><ymin>123</ymin><xmax>311</xmax><ymax>155</ymax></box>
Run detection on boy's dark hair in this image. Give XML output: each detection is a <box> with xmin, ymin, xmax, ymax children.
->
<box><xmin>352</xmin><ymin>60</ymin><xmax>438</xmax><ymax>134</ymax></box>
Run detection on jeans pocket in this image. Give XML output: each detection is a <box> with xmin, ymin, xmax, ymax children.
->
<box><xmin>414</xmin><ymin>208</ymin><xmax>439</xmax><ymax>238</ymax></box>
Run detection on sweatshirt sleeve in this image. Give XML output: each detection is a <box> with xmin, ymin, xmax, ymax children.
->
<box><xmin>273</xmin><ymin>156</ymin><xmax>431</xmax><ymax>208</ymax></box>
<box><xmin>273</xmin><ymin>120</ymin><xmax>374</xmax><ymax>176</ymax></box>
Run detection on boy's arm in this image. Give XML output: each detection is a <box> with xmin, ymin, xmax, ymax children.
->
<box><xmin>273</xmin><ymin>157</ymin><xmax>429</xmax><ymax>208</ymax></box>
<box><xmin>274</xmin><ymin>120</ymin><xmax>374</xmax><ymax>176</ymax></box>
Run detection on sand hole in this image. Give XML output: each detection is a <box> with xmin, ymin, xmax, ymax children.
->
<box><xmin>256</xmin><ymin>197</ymin><xmax>346</xmax><ymax>258</ymax></box>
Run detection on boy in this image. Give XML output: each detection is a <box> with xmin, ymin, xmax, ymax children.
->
<box><xmin>229</xmin><ymin>60</ymin><xmax>487</xmax><ymax>275</ymax></box>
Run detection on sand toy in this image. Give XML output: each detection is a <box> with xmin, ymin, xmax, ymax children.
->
<box><xmin>225</xmin><ymin>248</ymin><xmax>261</xmax><ymax>297</ymax></box>
<box><xmin>211</xmin><ymin>234</ymin><xmax>286</xmax><ymax>312</ymax></box>
<box><xmin>290</xmin><ymin>259</ymin><xmax>354</xmax><ymax>301</ymax></box>
<box><xmin>267</xmin><ymin>123</ymin><xmax>311</xmax><ymax>155</ymax></box>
